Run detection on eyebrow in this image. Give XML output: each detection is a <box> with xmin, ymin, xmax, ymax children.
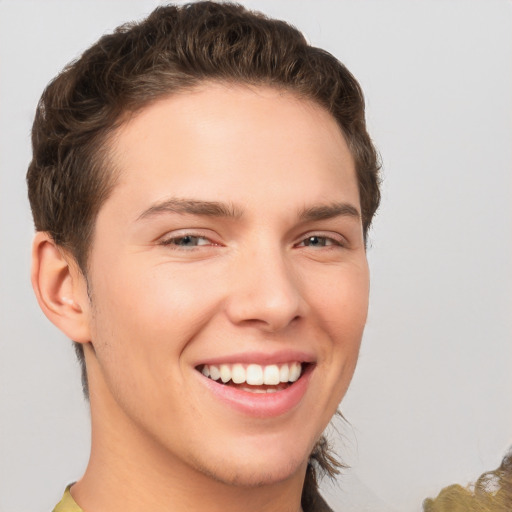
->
<box><xmin>137</xmin><ymin>198</ymin><xmax>244</xmax><ymax>221</ymax></box>
<box><xmin>298</xmin><ymin>202</ymin><xmax>361</xmax><ymax>222</ymax></box>
<box><xmin>136</xmin><ymin>197</ymin><xmax>360</xmax><ymax>223</ymax></box>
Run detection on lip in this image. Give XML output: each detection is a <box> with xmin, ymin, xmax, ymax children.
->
<box><xmin>194</xmin><ymin>362</ymin><xmax>315</xmax><ymax>418</ymax></box>
<box><xmin>194</xmin><ymin>350</ymin><xmax>316</xmax><ymax>367</ymax></box>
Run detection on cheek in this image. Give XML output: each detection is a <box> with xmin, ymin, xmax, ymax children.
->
<box><xmin>86</xmin><ymin>264</ymin><xmax>219</xmax><ymax>416</ymax></box>
<box><xmin>308</xmin><ymin>261</ymin><xmax>369</xmax><ymax>333</ymax></box>
<box><xmin>308</xmin><ymin>261</ymin><xmax>369</xmax><ymax>399</ymax></box>
<box><xmin>142</xmin><ymin>266</ymin><xmax>224</xmax><ymax>343</ymax></box>
<box><xmin>89</xmin><ymin>261</ymin><xmax>221</xmax><ymax>360</ymax></box>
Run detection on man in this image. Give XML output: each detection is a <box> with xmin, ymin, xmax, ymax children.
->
<box><xmin>27</xmin><ymin>2</ymin><xmax>380</xmax><ymax>511</ymax></box>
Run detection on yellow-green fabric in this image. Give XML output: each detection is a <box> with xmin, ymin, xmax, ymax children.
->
<box><xmin>53</xmin><ymin>485</ymin><xmax>82</xmax><ymax>512</ymax></box>
<box><xmin>51</xmin><ymin>483</ymin><xmax>333</xmax><ymax>512</ymax></box>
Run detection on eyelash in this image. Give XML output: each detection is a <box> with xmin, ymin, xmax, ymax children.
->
<box><xmin>159</xmin><ymin>232</ymin><xmax>346</xmax><ymax>250</ymax></box>
<box><xmin>294</xmin><ymin>235</ymin><xmax>345</xmax><ymax>249</ymax></box>
<box><xmin>159</xmin><ymin>233</ymin><xmax>215</xmax><ymax>249</ymax></box>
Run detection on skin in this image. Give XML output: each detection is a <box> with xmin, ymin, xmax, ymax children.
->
<box><xmin>32</xmin><ymin>84</ymin><xmax>369</xmax><ymax>512</ymax></box>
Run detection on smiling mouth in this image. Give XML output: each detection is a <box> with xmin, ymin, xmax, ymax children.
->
<box><xmin>197</xmin><ymin>362</ymin><xmax>305</xmax><ymax>393</ymax></box>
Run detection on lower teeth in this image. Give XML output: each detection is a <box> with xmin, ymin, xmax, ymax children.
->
<box><xmin>239</xmin><ymin>386</ymin><xmax>278</xmax><ymax>394</ymax></box>
<box><xmin>220</xmin><ymin>380</ymin><xmax>289</xmax><ymax>393</ymax></box>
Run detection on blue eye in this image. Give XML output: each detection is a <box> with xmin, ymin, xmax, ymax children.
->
<box><xmin>299</xmin><ymin>236</ymin><xmax>340</xmax><ymax>247</ymax></box>
<box><xmin>161</xmin><ymin>235</ymin><xmax>211</xmax><ymax>247</ymax></box>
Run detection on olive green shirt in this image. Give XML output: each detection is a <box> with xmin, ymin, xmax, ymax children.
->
<box><xmin>53</xmin><ymin>486</ymin><xmax>81</xmax><ymax>512</ymax></box>
<box><xmin>52</xmin><ymin>484</ymin><xmax>333</xmax><ymax>512</ymax></box>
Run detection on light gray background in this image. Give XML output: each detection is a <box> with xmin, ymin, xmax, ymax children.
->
<box><xmin>0</xmin><ymin>1</ymin><xmax>511</xmax><ymax>511</ymax></box>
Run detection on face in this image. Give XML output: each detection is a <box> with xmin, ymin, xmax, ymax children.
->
<box><xmin>83</xmin><ymin>84</ymin><xmax>369</xmax><ymax>487</ymax></box>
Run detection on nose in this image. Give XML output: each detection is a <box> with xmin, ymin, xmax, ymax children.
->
<box><xmin>224</xmin><ymin>245</ymin><xmax>304</xmax><ymax>333</ymax></box>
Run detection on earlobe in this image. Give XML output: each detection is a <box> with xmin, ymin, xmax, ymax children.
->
<box><xmin>31</xmin><ymin>232</ymin><xmax>91</xmax><ymax>343</ymax></box>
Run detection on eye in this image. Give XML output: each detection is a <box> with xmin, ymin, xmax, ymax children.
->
<box><xmin>297</xmin><ymin>235</ymin><xmax>343</xmax><ymax>248</ymax></box>
<box><xmin>160</xmin><ymin>234</ymin><xmax>213</xmax><ymax>248</ymax></box>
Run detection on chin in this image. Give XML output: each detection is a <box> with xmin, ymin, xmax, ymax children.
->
<box><xmin>199</xmin><ymin>457</ymin><xmax>307</xmax><ymax>488</ymax></box>
<box><xmin>186</xmin><ymin>437</ymin><xmax>313</xmax><ymax>488</ymax></box>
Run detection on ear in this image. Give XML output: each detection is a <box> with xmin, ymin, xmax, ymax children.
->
<box><xmin>31</xmin><ymin>232</ymin><xmax>91</xmax><ymax>343</ymax></box>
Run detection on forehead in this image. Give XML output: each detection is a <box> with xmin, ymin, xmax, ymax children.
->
<box><xmin>104</xmin><ymin>83</ymin><xmax>358</xmax><ymax>219</ymax></box>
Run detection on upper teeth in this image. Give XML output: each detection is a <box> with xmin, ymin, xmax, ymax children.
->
<box><xmin>201</xmin><ymin>362</ymin><xmax>302</xmax><ymax>385</ymax></box>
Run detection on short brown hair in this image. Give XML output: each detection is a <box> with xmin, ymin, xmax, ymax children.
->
<box><xmin>27</xmin><ymin>2</ymin><xmax>380</xmax><ymax>269</ymax></box>
<box><xmin>27</xmin><ymin>1</ymin><xmax>380</xmax><ymax>501</ymax></box>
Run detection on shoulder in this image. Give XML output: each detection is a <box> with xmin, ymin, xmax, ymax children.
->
<box><xmin>52</xmin><ymin>485</ymin><xmax>83</xmax><ymax>512</ymax></box>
